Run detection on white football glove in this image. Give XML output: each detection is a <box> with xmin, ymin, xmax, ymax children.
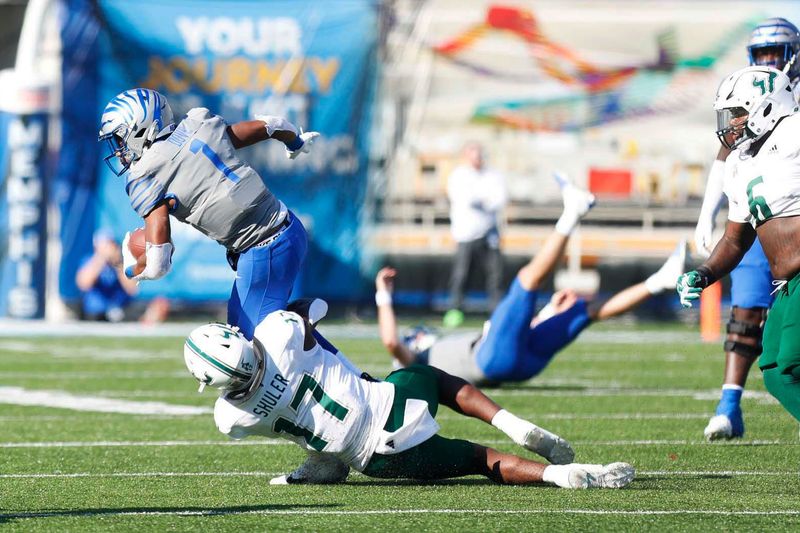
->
<box><xmin>286</xmin><ymin>131</ymin><xmax>320</xmax><ymax>160</ymax></box>
<box><xmin>121</xmin><ymin>231</ymin><xmax>138</xmax><ymax>279</ymax></box>
<box><xmin>693</xmin><ymin>214</ymin><xmax>715</xmax><ymax>258</ymax></box>
<box><xmin>676</xmin><ymin>270</ymin><xmax>708</xmax><ymax>308</ymax></box>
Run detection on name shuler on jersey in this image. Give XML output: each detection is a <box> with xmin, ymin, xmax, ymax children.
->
<box><xmin>213</xmin><ymin>311</ymin><xmax>440</xmax><ymax>471</ymax></box>
<box><xmin>724</xmin><ymin>112</ymin><xmax>800</xmax><ymax>228</ymax></box>
<box><xmin>125</xmin><ymin>107</ymin><xmax>286</xmax><ymax>253</ymax></box>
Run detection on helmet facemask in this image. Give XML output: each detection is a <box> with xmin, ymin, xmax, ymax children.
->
<box><xmin>100</xmin><ymin>124</ymin><xmax>136</xmax><ymax>176</ymax></box>
<box><xmin>750</xmin><ymin>44</ymin><xmax>795</xmax><ymax>72</ymax></box>
<box><xmin>716</xmin><ymin>107</ymin><xmax>750</xmax><ymax>150</ymax></box>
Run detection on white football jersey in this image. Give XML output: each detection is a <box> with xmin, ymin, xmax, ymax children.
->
<box><xmin>724</xmin><ymin>112</ymin><xmax>800</xmax><ymax>227</ymax></box>
<box><xmin>213</xmin><ymin>311</ymin><xmax>395</xmax><ymax>471</ymax></box>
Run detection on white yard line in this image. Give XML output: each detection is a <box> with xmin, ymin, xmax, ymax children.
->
<box><xmin>488</xmin><ymin>388</ymin><xmax>779</xmax><ymax>404</ymax></box>
<box><xmin>0</xmin><ymin>440</ymin><xmax>284</xmax><ymax>448</ymax></box>
<box><xmin>1</xmin><ymin>508</ymin><xmax>799</xmax><ymax>519</ymax></box>
<box><xmin>0</xmin><ymin>387</ymin><xmax>211</xmax><ymax>416</ymax></box>
<box><xmin>436</xmin><ymin>413</ymin><xmax>710</xmax><ymax>421</ymax></box>
<box><xmin>0</xmin><ymin>471</ymin><xmax>284</xmax><ymax>479</ymax></box>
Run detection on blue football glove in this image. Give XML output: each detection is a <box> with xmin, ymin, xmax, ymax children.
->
<box><xmin>676</xmin><ymin>270</ymin><xmax>708</xmax><ymax>308</ymax></box>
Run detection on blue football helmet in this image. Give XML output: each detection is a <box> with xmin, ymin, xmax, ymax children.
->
<box><xmin>747</xmin><ymin>17</ymin><xmax>800</xmax><ymax>81</ymax></box>
<box><xmin>402</xmin><ymin>326</ymin><xmax>439</xmax><ymax>363</ymax></box>
<box><xmin>98</xmin><ymin>88</ymin><xmax>174</xmax><ymax>175</ymax></box>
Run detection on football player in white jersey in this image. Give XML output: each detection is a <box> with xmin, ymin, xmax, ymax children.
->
<box><xmin>98</xmin><ymin>88</ymin><xmax>319</xmax><ymax>340</ymax></box>
<box><xmin>183</xmin><ymin>315</ymin><xmax>635</xmax><ymax>488</ymax></box>
<box><xmin>374</xmin><ymin>179</ymin><xmax>685</xmax><ymax>384</ymax></box>
<box><xmin>678</xmin><ymin>65</ymin><xmax>800</xmax><ymax>425</ymax></box>
<box><xmin>694</xmin><ymin>18</ymin><xmax>800</xmax><ymax>440</ymax></box>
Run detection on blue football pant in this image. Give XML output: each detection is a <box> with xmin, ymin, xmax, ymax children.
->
<box><xmin>730</xmin><ymin>237</ymin><xmax>773</xmax><ymax>309</ymax></box>
<box><xmin>227</xmin><ymin>213</ymin><xmax>308</xmax><ymax>340</ymax></box>
<box><xmin>476</xmin><ymin>278</ymin><xmax>592</xmax><ymax>382</ymax></box>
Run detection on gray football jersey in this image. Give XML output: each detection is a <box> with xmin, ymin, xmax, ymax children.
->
<box><xmin>125</xmin><ymin>107</ymin><xmax>284</xmax><ymax>252</ymax></box>
<box><xmin>426</xmin><ymin>332</ymin><xmax>488</xmax><ymax>385</ymax></box>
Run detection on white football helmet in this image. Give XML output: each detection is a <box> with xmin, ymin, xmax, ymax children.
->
<box><xmin>713</xmin><ymin>66</ymin><xmax>798</xmax><ymax>150</ymax></box>
<box><xmin>98</xmin><ymin>88</ymin><xmax>174</xmax><ymax>175</ymax></box>
<box><xmin>747</xmin><ymin>17</ymin><xmax>800</xmax><ymax>81</ymax></box>
<box><xmin>184</xmin><ymin>323</ymin><xmax>256</xmax><ymax>392</ymax></box>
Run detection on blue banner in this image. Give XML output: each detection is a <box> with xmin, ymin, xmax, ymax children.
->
<box><xmin>0</xmin><ymin>109</ymin><xmax>49</xmax><ymax>318</ymax></box>
<box><xmin>59</xmin><ymin>0</ymin><xmax>378</xmax><ymax>302</ymax></box>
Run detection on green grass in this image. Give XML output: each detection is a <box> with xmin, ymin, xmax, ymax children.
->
<box><xmin>1</xmin><ymin>322</ymin><xmax>798</xmax><ymax>532</ymax></box>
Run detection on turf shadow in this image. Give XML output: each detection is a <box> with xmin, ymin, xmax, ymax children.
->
<box><xmin>0</xmin><ymin>503</ymin><xmax>339</xmax><ymax>524</ymax></box>
<box><xmin>347</xmin><ymin>478</ymin><xmax>495</xmax><ymax>487</ymax></box>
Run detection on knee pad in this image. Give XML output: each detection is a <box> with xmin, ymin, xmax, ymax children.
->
<box><xmin>723</xmin><ymin>306</ymin><xmax>766</xmax><ymax>358</ymax></box>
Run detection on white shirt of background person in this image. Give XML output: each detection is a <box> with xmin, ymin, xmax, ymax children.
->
<box><xmin>446</xmin><ymin>143</ymin><xmax>508</xmax><ymax>244</ymax></box>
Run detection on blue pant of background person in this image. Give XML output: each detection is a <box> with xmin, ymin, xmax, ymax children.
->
<box><xmin>730</xmin><ymin>238</ymin><xmax>773</xmax><ymax>309</ymax></box>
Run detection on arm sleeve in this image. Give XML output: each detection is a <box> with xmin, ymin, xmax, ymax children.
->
<box><xmin>722</xmin><ymin>162</ymin><xmax>750</xmax><ymax>224</ymax></box>
<box><xmin>125</xmin><ymin>172</ymin><xmax>166</xmax><ymax>217</ymax></box>
<box><xmin>698</xmin><ymin>159</ymin><xmax>726</xmax><ymax>223</ymax></box>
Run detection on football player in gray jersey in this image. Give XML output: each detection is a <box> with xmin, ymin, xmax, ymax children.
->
<box><xmin>98</xmin><ymin>88</ymin><xmax>319</xmax><ymax>339</ymax></box>
<box><xmin>376</xmin><ymin>176</ymin><xmax>685</xmax><ymax>385</ymax></box>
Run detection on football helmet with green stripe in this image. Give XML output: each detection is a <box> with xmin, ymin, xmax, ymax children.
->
<box><xmin>184</xmin><ymin>323</ymin><xmax>256</xmax><ymax>392</ymax></box>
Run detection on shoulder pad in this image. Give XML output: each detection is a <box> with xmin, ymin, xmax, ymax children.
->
<box><xmin>186</xmin><ymin>107</ymin><xmax>213</xmax><ymax>121</ymax></box>
<box><xmin>255</xmin><ymin>311</ymin><xmax>306</xmax><ymax>357</ymax></box>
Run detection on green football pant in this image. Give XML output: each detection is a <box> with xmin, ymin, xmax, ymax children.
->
<box><xmin>760</xmin><ymin>274</ymin><xmax>800</xmax><ymax>422</ymax></box>
<box><xmin>762</xmin><ymin>366</ymin><xmax>800</xmax><ymax>422</ymax></box>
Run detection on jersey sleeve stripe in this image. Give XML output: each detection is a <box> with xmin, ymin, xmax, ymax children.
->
<box><xmin>133</xmin><ymin>195</ymin><xmax>165</xmax><ymax>217</ymax></box>
<box><xmin>129</xmin><ymin>183</ymin><xmax>162</xmax><ymax>211</ymax></box>
<box><xmin>125</xmin><ymin>175</ymin><xmax>152</xmax><ymax>197</ymax></box>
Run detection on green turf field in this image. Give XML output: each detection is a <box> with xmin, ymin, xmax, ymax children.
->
<box><xmin>1</xmin><ymin>323</ymin><xmax>798</xmax><ymax>531</ymax></box>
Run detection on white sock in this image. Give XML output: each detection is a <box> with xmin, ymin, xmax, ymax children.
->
<box><xmin>722</xmin><ymin>384</ymin><xmax>744</xmax><ymax>391</ymax></box>
<box><xmin>491</xmin><ymin>409</ymin><xmax>533</xmax><ymax>445</ymax></box>
<box><xmin>555</xmin><ymin>210</ymin><xmax>579</xmax><ymax>236</ymax></box>
<box><xmin>644</xmin><ymin>271</ymin><xmax>663</xmax><ymax>295</ymax></box>
<box><xmin>543</xmin><ymin>464</ymin><xmax>572</xmax><ymax>488</ymax></box>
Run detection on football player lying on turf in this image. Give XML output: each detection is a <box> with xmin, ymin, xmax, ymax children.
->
<box><xmin>183</xmin><ymin>315</ymin><xmax>635</xmax><ymax>488</ymax></box>
<box><xmin>375</xmin><ymin>176</ymin><xmax>685</xmax><ymax>385</ymax></box>
<box><xmin>678</xmin><ymin>65</ymin><xmax>800</xmax><ymax>424</ymax></box>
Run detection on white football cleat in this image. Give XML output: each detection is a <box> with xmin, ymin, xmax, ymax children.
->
<box><xmin>269</xmin><ymin>452</ymin><xmax>350</xmax><ymax>485</ymax></box>
<box><xmin>567</xmin><ymin>462</ymin><xmax>635</xmax><ymax>489</ymax></box>
<box><xmin>555</xmin><ymin>172</ymin><xmax>596</xmax><ymax>219</ymax></box>
<box><xmin>523</xmin><ymin>426</ymin><xmax>575</xmax><ymax>465</ymax></box>
<box><xmin>704</xmin><ymin>414</ymin><xmax>734</xmax><ymax>441</ymax></box>
<box><xmin>645</xmin><ymin>240</ymin><xmax>687</xmax><ymax>294</ymax></box>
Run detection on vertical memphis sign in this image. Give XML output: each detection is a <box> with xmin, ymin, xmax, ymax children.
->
<box><xmin>0</xmin><ymin>73</ymin><xmax>50</xmax><ymax>318</ymax></box>
<box><xmin>85</xmin><ymin>0</ymin><xmax>378</xmax><ymax>300</ymax></box>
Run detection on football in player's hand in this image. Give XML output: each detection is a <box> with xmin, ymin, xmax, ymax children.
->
<box><xmin>128</xmin><ymin>228</ymin><xmax>146</xmax><ymax>258</ymax></box>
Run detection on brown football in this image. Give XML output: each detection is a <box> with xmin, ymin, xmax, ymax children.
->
<box><xmin>128</xmin><ymin>228</ymin><xmax>146</xmax><ymax>258</ymax></box>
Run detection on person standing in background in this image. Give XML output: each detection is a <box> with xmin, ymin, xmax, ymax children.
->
<box><xmin>444</xmin><ymin>142</ymin><xmax>508</xmax><ymax>327</ymax></box>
